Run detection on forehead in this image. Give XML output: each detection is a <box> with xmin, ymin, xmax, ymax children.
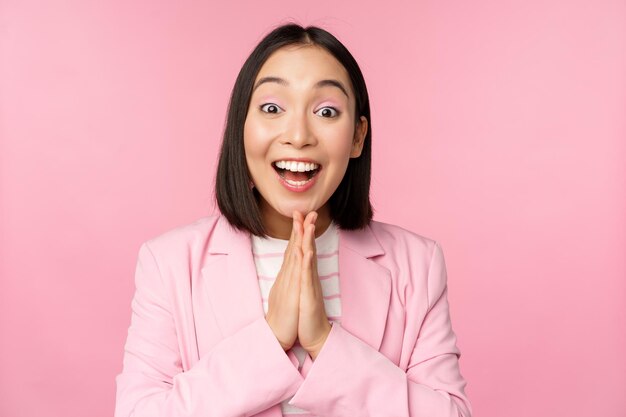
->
<box><xmin>255</xmin><ymin>44</ymin><xmax>352</xmax><ymax>89</ymax></box>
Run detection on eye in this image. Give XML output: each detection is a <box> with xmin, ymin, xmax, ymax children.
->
<box><xmin>260</xmin><ymin>103</ymin><xmax>283</xmax><ymax>114</ymax></box>
<box><xmin>315</xmin><ymin>107</ymin><xmax>339</xmax><ymax>118</ymax></box>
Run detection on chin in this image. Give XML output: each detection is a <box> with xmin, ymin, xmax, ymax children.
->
<box><xmin>276</xmin><ymin>201</ymin><xmax>319</xmax><ymax>218</ymax></box>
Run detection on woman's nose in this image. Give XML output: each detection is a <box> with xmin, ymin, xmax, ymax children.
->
<box><xmin>281</xmin><ymin>111</ymin><xmax>317</xmax><ymax>148</ymax></box>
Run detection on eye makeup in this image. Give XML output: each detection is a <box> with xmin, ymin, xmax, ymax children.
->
<box><xmin>315</xmin><ymin>100</ymin><xmax>343</xmax><ymax>111</ymax></box>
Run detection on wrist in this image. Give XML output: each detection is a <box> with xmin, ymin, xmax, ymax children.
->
<box><xmin>308</xmin><ymin>322</ymin><xmax>332</xmax><ymax>360</ymax></box>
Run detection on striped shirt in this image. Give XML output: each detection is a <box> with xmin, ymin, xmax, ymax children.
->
<box><xmin>251</xmin><ymin>222</ymin><xmax>341</xmax><ymax>416</ymax></box>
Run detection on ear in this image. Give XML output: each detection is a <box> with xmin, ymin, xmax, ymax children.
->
<box><xmin>350</xmin><ymin>116</ymin><xmax>368</xmax><ymax>158</ymax></box>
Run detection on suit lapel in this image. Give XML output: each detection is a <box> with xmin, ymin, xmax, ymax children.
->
<box><xmin>337</xmin><ymin>225</ymin><xmax>391</xmax><ymax>351</ymax></box>
<box><xmin>300</xmin><ymin>224</ymin><xmax>391</xmax><ymax>376</ymax></box>
<box><xmin>201</xmin><ymin>216</ymin><xmax>265</xmax><ymax>340</ymax></box>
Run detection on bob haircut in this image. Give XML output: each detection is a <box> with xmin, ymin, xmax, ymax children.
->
<box><xmin>215</xmin><ymin>23</ymin><xmax>373</xmax><ymax>237</ymax></box>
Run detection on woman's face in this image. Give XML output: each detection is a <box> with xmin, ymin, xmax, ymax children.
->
<box><xmin>244</xmin><ymin>44</ymin><xmax>367</xmax><ymax>238</ymax></box>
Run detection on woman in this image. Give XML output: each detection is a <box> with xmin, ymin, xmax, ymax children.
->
<box><xmin>115</xmin><ymin>23</ymin><xmax>472</xmax><ymax>417</ymax></box>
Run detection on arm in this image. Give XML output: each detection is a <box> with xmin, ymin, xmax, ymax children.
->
<box><xmin>287</xmin><ymin>242</ymin><xmax>472</xmax><ymax>417</ymax></box>
<box><xmin>115</xmin><ymin>243</ymin><xmax>303</xmax><ymax>417</ymax></box>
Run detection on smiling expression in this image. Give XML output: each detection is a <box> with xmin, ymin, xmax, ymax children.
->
<box><xmin>243</xmin><ymin>44</ymin><xmax>368</xmax><ymax>238</ymax></box>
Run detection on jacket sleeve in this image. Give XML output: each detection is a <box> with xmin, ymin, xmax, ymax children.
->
<box><xmin>114</xmin><ymin>243</ymin><xmax>304</xmax><ymax>417</ymax></box>
<box><xmin>287</xmin><ymin>242</ymin><xmax>472</xmax><ymax>417</ymax></box>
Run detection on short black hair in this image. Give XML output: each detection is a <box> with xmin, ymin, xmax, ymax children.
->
<box><xmin>215</xmin><ymin>23</ymin><xmax>373</xmax><ymax>237</ymax></box>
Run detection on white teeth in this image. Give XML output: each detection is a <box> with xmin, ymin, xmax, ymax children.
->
<box><xmin>275</xmin><ymin>160</ymin><xmax>319</xmax><ymax>172</ymax></box>
<box><xmin>285</xmin><ymin>179</ymin><xmax>309</xmax><ymax>186</ymax></box>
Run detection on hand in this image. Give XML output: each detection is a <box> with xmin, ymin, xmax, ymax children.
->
<box><xmin>296</xmin><ymin>211</ymin><xmax>332</xmax><ymax>360</ymax></box>
<box><xmin>265</xmin><ymin>214</ymin><xmax>303</xmax><ymax>351</ymax></box>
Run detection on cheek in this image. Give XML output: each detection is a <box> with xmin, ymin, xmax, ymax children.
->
<box><xmin>320</xmin><ymin>122</ymin><xmax>355</xmax><ymax>156</ymax></box>
<box><xmin>243</xmin><ymin>118</ymin><xmax>268</xmax><ymax>158</ymax></box>
<box><xmin>245</xmin><ymin>111</ymin><xmax>280</xmax><ymax>136</ymax></box>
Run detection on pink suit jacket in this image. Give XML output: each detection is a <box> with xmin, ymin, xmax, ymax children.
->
<box><xmin>115</xmin><ymin>215</ymin><xmax>472</xmax><ymax>417</ymax></box>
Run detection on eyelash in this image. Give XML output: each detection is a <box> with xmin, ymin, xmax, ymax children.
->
<box><xmin>315</xmin><ymin>106</ymin><xmax>340</xmax><ymax>118</ymax></box>
<box><xmin>260</xmin><ymin>103</ymin><xmax>283</xmax><ymax>114</ymax></box>
<box><xmin>259</xmin><ymin>103</ymin><xmax>340</xmax><ymax>118</ymax></box>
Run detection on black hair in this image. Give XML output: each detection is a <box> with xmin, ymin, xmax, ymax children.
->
<box><xmin>215</xmin><ymin>23</ymin><xmax>373</xmax><ymax>237</ymax></box>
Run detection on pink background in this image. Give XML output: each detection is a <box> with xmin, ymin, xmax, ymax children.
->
<box><xmin>1</xmin><ymin>0</ymin><xmax>625</xmax><ymax>416</ymax></box>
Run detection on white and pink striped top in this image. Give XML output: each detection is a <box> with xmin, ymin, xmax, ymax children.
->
<box><xmin>251</xmin><ymin>222</ymin><xmax>342</xmax><ymax>416</ymax></box>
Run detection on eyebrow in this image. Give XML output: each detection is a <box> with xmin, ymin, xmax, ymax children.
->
<box><xmin>252</xmin><ymin>76</ymin><xmax>350</xmax><ymax>98</ymax></box>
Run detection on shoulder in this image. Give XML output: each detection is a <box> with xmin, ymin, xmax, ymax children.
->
<box><xmin>367</xmin><ymin>220</ymin><xmax>447</xmax><ymax>305</ymax></box>
<box><xmin>368</xmin><ymin>219</ymin><xmax>439</xmax><ymax>260</ymax></box>
<box><xmin>132</xmin><ymin>214</ymin><xmax>244</xmax><ymax>296</ymax></box>
<box><xmin>138</xmin><ymin>214</ymin><xmax>238</xmax><ymax>270</ymax></box>
<box><xmin>142</xmin><ymin>215</ymin><xmax>221</xmax><ymax>252</ymax></box>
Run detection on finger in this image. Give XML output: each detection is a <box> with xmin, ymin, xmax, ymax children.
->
<box><xmin>302</xmin><ymin>223</ymin><xmax>319</xmax><ymax>296</ymax></box>
<box><xmin>301</xmin><ymin>248</ymin><xmax>313</xmax><ymax>289</ymax></box>
<box><xmin>304</xmin><ymin>222</ymin><xmax>317</xmax><ymax>259</ymax></box>
<box><xmin>303</xmin><ymin>211</ymin><xmax>317</xmax><ymax>230</ymax></box>
<box><xmin>300</xmin><ymin>225</ymin><xmax>313</xmax><ymax>292</ymax></box>
<box><xmin>307</xmin><ymin>223</ymin><xmax>319</xmax><ymax>281</ymax></box>
<box><xmin>287</xmin><ymin>246</ymin><xmax>302</xmax><ymax>295</ymax></box>
<box><xmin>290</xmin><ymin>242</ymin><xmax>304</xmax><ymax>291</ymax></box>
<box><xmin>295</xmin><ymin>210</ymin><xmax>305</xmax><ymax>244</ymax></box>
<box><xmin>305</xmin><ymin>212</ymin><xmax>318</xmax><ymax>257</ymax></box>
<box><xmin>290</xmin><ymin>213</ymin><xmax>304</xmax><ymax>280</ymax></box>
<box><xmin>310</xmin><ymin>222</ymin><xmax>317</xmax><ymax>254</ymax></box>
<box><xmin>303</xmin><ymin>224</ymin><xmax>317</xmax><ymax>275</ymax></box>
<box><xmin>284</xmin><ymin>214</ymin><xmax>297</xmax><ymax>255</ymax></box>
<box><xmin>284</xmin><ymin>212</ymin><xmax>299</xmax><ymax>264</ymax></box>
<box><xmin>301</xmin><ymin>218</ymin><xmax>311</xmax><ymax>254</ymax></box>
<box><xmin>279</xmin><ymin>215</ymin><xmax>297</xmax><ymax>271</ymax></box>
<box><xmin>293</xmin><ymin>211</ymin><xmax>304</xmax><ymax>250</ymax></box>
<box><xmin>278</xmin><ymin>214</ymin><xmax>301</xmax><ymax>287</ymax></box>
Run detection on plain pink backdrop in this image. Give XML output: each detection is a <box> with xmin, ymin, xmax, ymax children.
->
<box><xmin>1</xmin><ymin>1</ymin><xmax>625</xmax><ymax>416</ymax></box>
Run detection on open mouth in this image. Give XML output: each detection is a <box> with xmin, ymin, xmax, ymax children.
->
<box><xmin>272</xmin><ymin>160</ymin><xmax>321</xmax><ymax>186</ymax></box>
